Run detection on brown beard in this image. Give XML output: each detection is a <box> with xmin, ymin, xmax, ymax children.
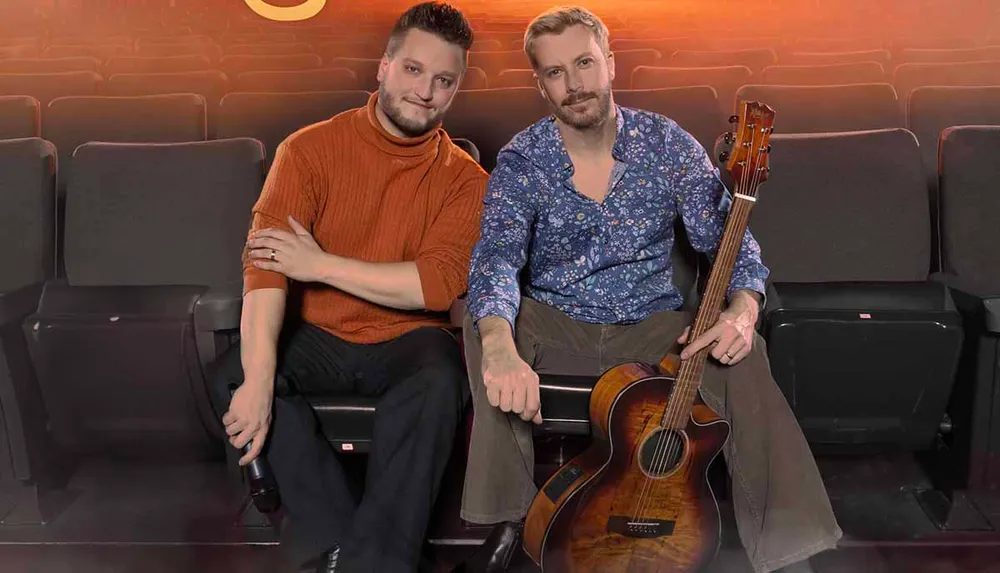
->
<box><xmin>553</xmin><ymin>85</ymin><xmax>612</xmax><ymax>130</ymax></box>
<box><xmin>377</xmin><ymin>84</ymin><xmax>442</xmax><ymax>137</ymax></box>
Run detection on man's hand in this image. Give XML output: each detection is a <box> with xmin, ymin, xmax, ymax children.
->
<box><xmin>223</xmin><ymin>379</ymin><xmax>274</xmax><ymax>466</ymax></box>
<box><xmin>677</xmin><ymin>290</ymin><xmax>760</xmax><ymax>366</ymax></box>
<box><xmin>248</xmin><ymin>216</ymin><xmax>327</xmax><ymax>283</ymax></box>
<box><xmin>478</xmin><ymin>318</ymin><xmax>543</xmax><ymax>424</ymax></box>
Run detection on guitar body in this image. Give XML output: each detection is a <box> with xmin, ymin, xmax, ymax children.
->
<box><xmin>523</xmin><ymin>359</ymin><xmax>730</xmax><ymax>572</ymax></box>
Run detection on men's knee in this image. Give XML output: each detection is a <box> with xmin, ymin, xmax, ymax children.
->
<box><xmin>420</xmin><ymin>361</ymin><xmax>470</xmax><ymax>411</ymax></box>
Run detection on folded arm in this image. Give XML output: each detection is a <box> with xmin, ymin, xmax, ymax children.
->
<box><xmin>248</xmin><ymin>164</ymin><xmax>487</xmax><ymax>313</ymax></box>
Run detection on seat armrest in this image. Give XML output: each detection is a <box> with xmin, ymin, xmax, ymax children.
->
<box><xmin>764</xmin><ymin>281</ymin><xmax>955</xmax><ymax>313</ymax></box>
<box><xmin>0</xmin><ymin>283</ymin><xmax>43</xmax><ymax>326</ymax></box>
<box><xmin>931</xmin><ymin>272</ymin><xmax>1000</xmax><ymax>334</ymax></box>
<box><xmin>194</xmin><ymin>281</ymin><xmax>243</xmax><ymax>333</ymax></box>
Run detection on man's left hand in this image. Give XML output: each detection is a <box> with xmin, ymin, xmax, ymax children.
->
<box><xmin>247</xmin><ymin>215</ymin><xmax>327</xmax><ymax>283</ymax></box>
<box><xmin>677</xmin><ymin>291</ymin><xmax>760</xmax><ymax>366</ymax></box>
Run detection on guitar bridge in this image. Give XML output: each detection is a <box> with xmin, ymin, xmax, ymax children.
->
<box><xmin>607</xmin><ymin>515</ymin><xmax>675</xmax><ymax>538</ymax></box>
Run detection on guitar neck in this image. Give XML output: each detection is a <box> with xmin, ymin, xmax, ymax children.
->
<box><xmin>657</xmin><ymin>100</ymin><xmax>774</xmax><ymax>430</ymax></box>
<box><xmin>659</xmin><ymin>189</ymin><xmax>757</xmax><ymax>429</ymax></box>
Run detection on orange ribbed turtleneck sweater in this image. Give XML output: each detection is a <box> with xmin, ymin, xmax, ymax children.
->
<box><xmin>241</xmin><ymin>92</ymin><xmax>488</xmax><ymax>344</ymax></box>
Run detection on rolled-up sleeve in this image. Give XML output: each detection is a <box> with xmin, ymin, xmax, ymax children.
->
<box><xmin>414</xmin><ymin>167</ymin><xmax>489</xmax><ymax>312</ymax></box>
<box><xmin>242</xmin><ymin>139</ymin><xmax>318</xmax><ymax>296</ymax></box>
<box><xmin>466</xmin><ymin>152</ymin><xmax>537</xmax><ymax>332</ymax></box>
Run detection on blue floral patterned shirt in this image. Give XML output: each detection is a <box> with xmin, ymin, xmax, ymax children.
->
<box><xmin>467</xmin><ymin>105</ymin><xmax>769</xmax><ymax>331</ymax></box>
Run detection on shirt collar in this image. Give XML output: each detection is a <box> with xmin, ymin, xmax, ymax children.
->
<box><xmin>523</xmin><ymin>104</ymin><xmax>647</xmax><ymax>181</ymax></box>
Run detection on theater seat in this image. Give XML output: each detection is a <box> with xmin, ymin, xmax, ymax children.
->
<box><xmin>0</xmin><ymin>71</ymin><xmax>102</xmax><ymax>109</ymax></box>
<box><xmin>930</xmin><ymin>126</ymin><xmax>1000</xmax><ymax>491</ymax></box>
<box><xmin>104</xmin><ymin>55</ymin><xmax>212</xmax><ymax>75</ymax></box>
<box><xmin>0</xmin><ymin>138</ymin><xmax>56</xmax><ymax>509</ymax></box>
<box><xmin>21</xmin><ymin>139</ymin><xmax>266</xmax><ymax>460</ymax></box>
<box><xmin>905</xmin><ymin>86</ymin><xmax>1000</xmax><ymax>271</ymax></box>
<box><xmin>615</xmin><ymin>86</ymin><xmax>726</xmax><ymax>155</ymax></box>
<box><xmin>442</xmin><ymin>87</ymin><xmax>551</xmax><ymax>172</ymax></box>
<box><xmin>451</xmin><ymin>137</ymin><xmax>481</xmax><ymax>164</ymax></box>
<box><xmin>734</xmin><ymin>84</ymin><xmax>904</xmax><ymax>132</ymax></box>
<box><xmin>750</xmin><ymin>129</ymin><xmax>964</xmax><ymax>451</ymax></box>
<box><xmin>217</xmin><ymin>90</ymin><xmax>370</xmax><ymax>167</ymax></box>
<box><xmin>0</xmin><ymin>96</ymin><xmax>39</xmax><ymax>139</ymax></box>
<box><xmin>105</xmin><ymin>70</ymin><xmax>231</xmax><ymax>136</ymax></box>
<box><xmin>235</xmin><ymin>68</ymin><xmax>359</xmax><ymax>92</ymax></box>
<box><xmin>629</xmin><ymin>66</ymin><xmax>753</xmax><ymax>117</ymax></box>
<box><xmin>44</xmin><ymin>94</ymin><xmax>210</xmax><ymax>276</ymax></box>
<box><xmin>0</xmin><ymin>57</ymin><xmax>101</xmax><ymax>74</ymax></box>
<box><xmin>44</xmin><ymin>94</ymin><xmax>209</xmax><ymax>188</ymax></box>
<box><xmin>781</xmin><ymin>49</ymin><xmax>892</xmax><ymax>67</ymax></box>
<box><xmin>759</xmin><ymin>62</ymin><xmax>886</xmax><ymax>86</ymax></box>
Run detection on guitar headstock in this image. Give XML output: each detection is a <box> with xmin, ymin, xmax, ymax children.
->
<box><xmin>718</xmin><ymin>101</ymin><xmax>776</xmax><ymax>189</ymax></box>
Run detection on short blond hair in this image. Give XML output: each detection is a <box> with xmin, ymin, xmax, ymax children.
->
<box><xmin>523</xmin><ymin>6</ymin><xmax>610</xmax><ymax>70</ymax></box>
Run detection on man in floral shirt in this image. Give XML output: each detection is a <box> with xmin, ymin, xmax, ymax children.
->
<box><xmin>454</xmin><ymin>6</ymin><xmax>841</xmax><ymax>573</ymax></box>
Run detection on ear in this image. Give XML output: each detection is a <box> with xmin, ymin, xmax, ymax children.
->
<box><xmin>377</xmin><ymin>54</ymin><xmax>389</xmax><ymax>83</ymax></box>
<box><xmin>606</xmin><ymin>51</ymin><xmax>616</xmax><ymax>83</ymax></box>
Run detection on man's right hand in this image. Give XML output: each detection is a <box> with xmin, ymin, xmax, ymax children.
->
<box><xmin>223</xmin><ymin>379</ymin><xmax>274</xmax><ymax>466</ymax></box>
<box><xmin>481</xmin><ymin>343</ymin><xmax>543</xmax><ymax>425</ymax></box>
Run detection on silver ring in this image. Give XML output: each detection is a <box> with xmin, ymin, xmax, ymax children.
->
<box><xmin>269</xmin><ymin>249</ymin><xmax>276</xmax><ymax>261</ymax></box>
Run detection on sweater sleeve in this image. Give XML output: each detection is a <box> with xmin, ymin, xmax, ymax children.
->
<box><xmin>414</xmin><ymin>164</ymin><xmax>488</xmax><ymax>312</ymax></box>
<box><xmin>241</xmin><ymin>139</ymin><xmax>319</xmax><ymax>296</ymax></box>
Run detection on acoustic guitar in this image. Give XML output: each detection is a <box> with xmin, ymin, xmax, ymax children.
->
<box><xmin>522</xmin><ymin>100</ymin><xmax>776</xmax><ymax>572</ymax></box>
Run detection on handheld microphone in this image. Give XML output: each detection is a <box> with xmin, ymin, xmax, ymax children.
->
<box><xmin>229</xmin><ymin>385</ymin><xmax>280</xmax><ymax>513</ymax></box>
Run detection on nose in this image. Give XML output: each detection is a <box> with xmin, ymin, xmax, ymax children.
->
<box><xmin>564</xmin><ymin>68</ymin><xmax>583</xmax><ymax>93</ymax></box>
<box><xmin>414</xmin><ymin>76</ymin><xmax>434</xmax><ymax>102</ymax></box>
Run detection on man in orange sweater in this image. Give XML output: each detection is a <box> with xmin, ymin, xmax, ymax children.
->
<box><xmin>206</xmin><ymin>3</ymin><xmax>487</xmax><ymax>572</ymax></box>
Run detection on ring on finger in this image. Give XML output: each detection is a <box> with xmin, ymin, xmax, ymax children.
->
<box><xmin>269</xmin><ymin>249</ymin><xmax>276</xmax><ymax>261</ymax></box>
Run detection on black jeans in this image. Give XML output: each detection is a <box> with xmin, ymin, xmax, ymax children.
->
<box><xmin>209</xmin><ymin>322</ymin><xmax>469</xmax><ymax>572</ymax></box>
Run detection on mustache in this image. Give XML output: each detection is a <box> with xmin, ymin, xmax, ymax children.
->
<box><xmin>563</xmin><ymin>92</ymin><xmax>597</xmax><ymax>106</ymax></box>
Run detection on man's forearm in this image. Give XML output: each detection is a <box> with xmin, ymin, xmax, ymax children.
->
<box><xmin>317</xmin><ymin>253</ymin><xmax>425</xmax><ymax>310</ymax></box>
<box><xmin>240</xmin><ymin>288</ymin><xmax>286</xmax><ymax>388</ymax></box>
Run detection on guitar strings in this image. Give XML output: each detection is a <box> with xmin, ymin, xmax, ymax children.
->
<box><xmin>629</xmin><ymin>147</ymin><xmax>752</xmax><ymax>525</ymax></box>
<box><xmin>646</xmin><ymin>122</ymin><xmax>767</xmax><ymax>519</ymax></box>
<box><xmin>628</xmin><ymin>127</ymin><xmax>755</xmax><ymax>526</ymax></box>
<box><xmin>625</xmin><ymin>139</ymin><xmax>755</xmax><ymax>525</ymax></box>
<box><xmin>630</xmin><ymin>114</ymin><xmax>766</xmax><ymax>524</ymax></box>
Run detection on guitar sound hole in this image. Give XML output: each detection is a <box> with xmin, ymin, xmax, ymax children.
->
<box><xmin>638</xmin><ymin>428</ymin><xmax>685</xmax><ymax>477</ymax></box>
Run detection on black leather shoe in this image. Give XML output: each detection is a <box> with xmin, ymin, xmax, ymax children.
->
<box><xmin>452</xmin><ymin>521</ymin><xmax>524</xmax><ymax>572</ymax></box>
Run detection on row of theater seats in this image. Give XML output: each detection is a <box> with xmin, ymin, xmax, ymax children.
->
<box><xmin>4</xmin><ymin>29</ymin><xmax>996</xmax><ymax>62</ymax></box>
<box><xmin>2</xmin><ymin>82</ymin><xmax>998</xmax><ymax>209</ymax></box>
<box><xmin>4</xmin><ymin>45</ymin><xmax>1000</xmax><ymax>98</ymax></box>
<box><xmin>0</xmin><ymin>80</ymin><xmax>995</xmax><ymax>288</ymax></box>
<box><xmin>0</xmin><ymin>123</ymin><xmax>998</xmax><ymax>496</ymax></box>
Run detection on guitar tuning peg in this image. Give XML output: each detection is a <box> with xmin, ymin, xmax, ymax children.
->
<box><xmin>718</xmin><ymin>151</ymin><xmax>730</xmax><ymax>163</ymax></box>
<box><xmin>723</xmin><ymin>132</ymin><xmax>734</xmax><ymax>144</ymax></box>
<box><xmin>728</xmin><ymin>115</ymin><xmax>739</xmax><ymax>124</ymax></box>
<box><xmin>766</xmin><ymin>144</ymin><xmax>772</xmax><ymax>153</ymax></box>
